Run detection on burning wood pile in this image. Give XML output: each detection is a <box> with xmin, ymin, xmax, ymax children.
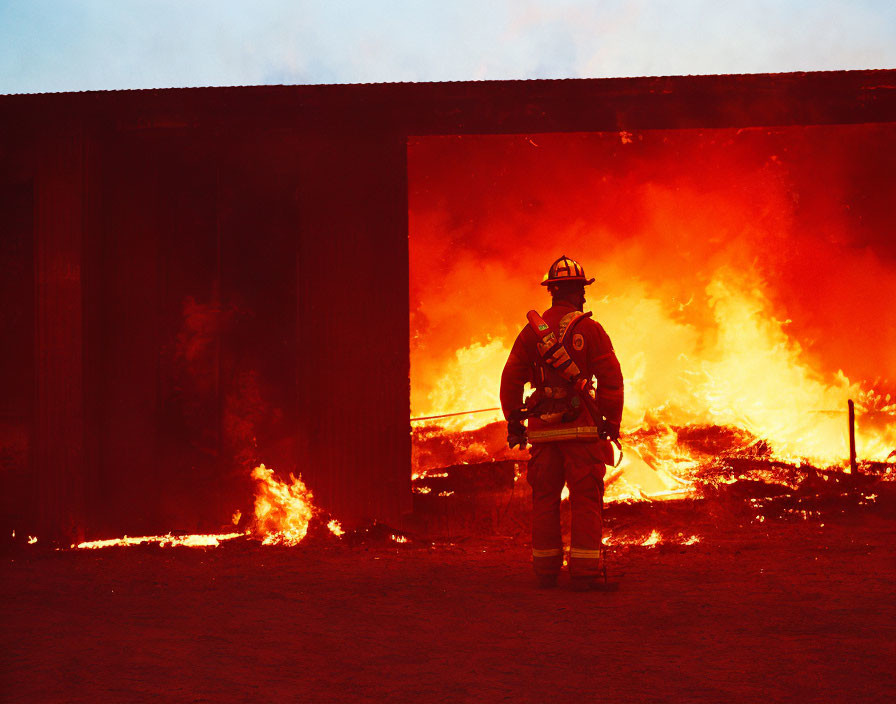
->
<box><xmin>409</xmin><ymin>418</ymin><xmax>894</xmax><ymax>539</ymax></box>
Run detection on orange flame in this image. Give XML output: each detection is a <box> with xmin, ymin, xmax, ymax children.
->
<box><xmin>75</xmin><ymin>532</ymin><xmax>245</xmax><ymax>549</ymax></box>
<box><xmin>67</xmin><ymin>462</ymin><xmax>341</xmax><ymax>550</ymax></box>
<box><xmin>250</xmin><ymin>463</ymin><xmax>315</xmax><ymax>546</ymax></box>
<box><xmin>602</xmin><ymin>531</ymin><xmax>699</xmax><ymax>547</ymax></box>
<box><xmin>409</xmin><ymin>128</ymin><xmax>896</xmax><ymax>485</ymax></box>
<box><xmin>640</xmin><ymin>529</ymin><xmax>661</xmax><ymax>547</ymax></box>
<box><xmin>413</xmin><ymin>269</ymin><xmax>895</xmax><ymax>471</ymax></box>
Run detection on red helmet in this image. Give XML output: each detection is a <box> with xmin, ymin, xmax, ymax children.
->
<box><xmin>540</xmin><ymin>255</ymin><xmax>595</xmax><ymax>286</ymax></box>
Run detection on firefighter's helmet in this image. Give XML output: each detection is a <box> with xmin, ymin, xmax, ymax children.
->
<box><xmin>540</xmin><ymin>255</ymin><xmax>595</xmax><ymax>286</ymax></box>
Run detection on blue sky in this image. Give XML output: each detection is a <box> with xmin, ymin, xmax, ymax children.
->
<box><xmin>1</xmin><ymin>0</ymin><xmax>894</xmax><ymax>94</ymax></box>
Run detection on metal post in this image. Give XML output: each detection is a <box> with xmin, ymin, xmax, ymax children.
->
<box><xmin>848</xmin><ymin>399</ymin><xmax>858</xmax><ymax>475</ymax></box>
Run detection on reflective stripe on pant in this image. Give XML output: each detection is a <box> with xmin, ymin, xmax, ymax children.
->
<box><xmin>531</xmin><ymin>547</ymin><xmax>563</xmax><ymax>576</ymax></box>
<box><xmin>527</xmin><ymin>455</ymin><xmax>564</xmax><ymax>575</ymax></box>
<box><xmin>528</xmin><ymin>441</ymin><xmax>605</xmax><ymax>578</ymax></box>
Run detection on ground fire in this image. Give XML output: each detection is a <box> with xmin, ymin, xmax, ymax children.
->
<box><xmin>73</xmin><ymin>463</ymin><xmax>344</xmax><ymax>550</ymax></box>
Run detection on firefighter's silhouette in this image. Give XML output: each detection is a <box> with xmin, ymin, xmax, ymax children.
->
<box><xmin>500</xmin><ymin>255</ymin><xmax>624</xmax><ymax>590</ymax></box>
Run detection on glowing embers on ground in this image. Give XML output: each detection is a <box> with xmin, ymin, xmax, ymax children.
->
<box><xmin>75</xmin><ymin>532</ymin><xmax>245</xmax><ymax>550</ymax></box>
<box><xmin>412</xmin><ymin>412</ymin><xmax>895</xmax><ymax>509</ymax></box>
<box><xmin>602</xmin><ymin>530</ymin><xmax>700</xmax><ymax>547</ymax></box>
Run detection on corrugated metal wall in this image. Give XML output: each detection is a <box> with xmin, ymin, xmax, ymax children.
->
<box><xmin>295</xmin><ymin>131</ymin><xmax>412</xmax><ymax>526</ymax></box>
<box><xmin>2</xmin><ymin>70</ymin><xmax>894</xmax><ymax>541</ymax></box>
<box><xmin>34</xmin><ymin>132</ymin><xmax>89</xmax><ymax>542</ymax></box>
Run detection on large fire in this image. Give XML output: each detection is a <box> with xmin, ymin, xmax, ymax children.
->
<box><xmin>409</xmin><ymin>126</ymin><xmax>896</xmax><ymax>490</ymax></box>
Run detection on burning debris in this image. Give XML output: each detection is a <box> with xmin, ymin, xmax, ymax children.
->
<box><xmin>62</xmin><ymin>462</ymin><xmax>344</xmax><ymax>551</ymax></box>
<box><xmin>413</xmin><ymin>410</ymin><xmax>895</xmax><ymax>503</ymax></box>
<box><xmin>637</xmin><ymin>530</ymin><xmax>660</xmax><ymax>547</ymax></box>
<box><xmin>250</xmin><ymin>463</ymin><xmax>316</xmax><ymax>546</ymax></box>
<box><xmin>405</xmin><ymin>414</ymin><xmax>895</xmax><ymax>544</ymax></box>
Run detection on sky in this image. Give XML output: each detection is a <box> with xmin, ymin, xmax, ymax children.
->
<box><xmin>1</xmin><ymin>0</ymin><xmax>894</xmax><ymax>94</ymax></box>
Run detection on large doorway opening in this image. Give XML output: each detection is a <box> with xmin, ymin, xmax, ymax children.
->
<box><xmin>409</xmin><ymin>126</ymin><xmax>896</xmax><ymax>498</ymax></box>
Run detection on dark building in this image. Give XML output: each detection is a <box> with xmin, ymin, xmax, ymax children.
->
<box><xmin>1</xmin><ymin>70</ymin><xmax>894</xmax><ymax>542</ymax></box>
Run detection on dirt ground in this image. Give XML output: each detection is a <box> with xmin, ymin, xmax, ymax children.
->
<box><xmin>2</xmin><ymin>512</ymin><xmax>894</xmax><ymax>704</ymax></box>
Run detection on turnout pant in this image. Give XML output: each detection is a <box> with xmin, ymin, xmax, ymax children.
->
<box><xmin>527</xmin><ymin>441</ymin><xmax>606</xmax><ymax>578</ymax></box>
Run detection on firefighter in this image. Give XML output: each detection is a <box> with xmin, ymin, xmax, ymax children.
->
<box><xmin>500</xmin><ymin>255</ymin><xmax>624</xmax><ymax>591</ymax></box>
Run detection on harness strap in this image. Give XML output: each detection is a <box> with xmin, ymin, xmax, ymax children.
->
<box><xmin>557</xmin><ymin>310</ymin><xmax>591</xmax><ymax>344</ymax></box>
<box><xmin>526</xmin><ymin>310</ymin><xmax>592</xmax><ymax>383</ymax></box>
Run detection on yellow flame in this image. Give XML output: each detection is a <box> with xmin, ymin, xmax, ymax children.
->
<box><xmin>413</xmin><ymin>268</ymin><xmax>895</xmax><ymax>470</ymax></box>
<box><xmin>412</xmin><ymin>470</ymin><xmax>449</xmax><ymax>480</ymax></box>
<box><xmin>417</xmin><ymin>339</ymin><xmax>508</xmax><ymax>431</ymax></box>
<box><xmin>641</xmin><ymin>529</ymin><xmax>661</xmax><ymax>546</ymax></box>
<box><xmin>251</xmin><ymin>463</ymin><xmax>315</xmax><ymax>546</ymax></box>
<box><xmin>74</xmin><ymin>532</ymin><xmax>245</xmax><ymax>550</ymax></box>
<box><xmin>601</xmin><ymin>531</ymin><xmax>698</xmax><ymax>547</ymax></box>
<box><xmin>67</xmin><ymin>462</ymin><xmax>338</xmax><ymax>551</ymax></box>
<box><xmin>27</xmin><ymin>536</ymin><xmax>37</xmax><ymax>544</ymax></box>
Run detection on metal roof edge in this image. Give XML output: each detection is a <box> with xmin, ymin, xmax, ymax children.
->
<box><xmin>2</xmin><ymin>68</ymin><xmax>894</xmax><ymax>99</ymax></box>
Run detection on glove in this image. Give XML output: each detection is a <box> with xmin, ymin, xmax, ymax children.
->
<box><xmin>601</xmin><ymin>420</ymin><xmax>620</xmax><ymax>442</ymax></box>
<box><xmin>507</xmin><ymin>420</ymin><xmax>527</xmax><ymax>450</ymax></box>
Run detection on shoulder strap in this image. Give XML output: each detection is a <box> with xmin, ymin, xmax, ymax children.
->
<box><xmin>525</xmin><ymin>310</ymin><xmax>590</xmax><ymax>382</ymax></box>
<box><xmin>557</xmin><ymin>310</ymin><xmax>592</xmax><ymax>344</ymax></box>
